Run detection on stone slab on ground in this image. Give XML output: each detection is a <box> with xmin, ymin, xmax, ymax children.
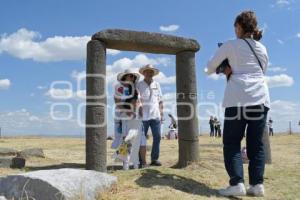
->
<box><xmin>17</xmin><ymin>148</ymin><xmax>45</xmax><ymax>158</ymax></box>
<box><xmin>0</xmin><ymin>148</ymin><xmax>18</xmax><ymax>156</ymax></box>
<box><xmin>0</xmin><ymin>168</ymin><xmax>117</xmax><ymax>200</ymax></box>
<box><xmin>0</xmin><ymin>157</ymin><xmax>25</xmax><ymax>168</ymax></box>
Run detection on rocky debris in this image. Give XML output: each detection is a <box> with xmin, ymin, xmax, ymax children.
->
<box><xmin>0</xmin><ymin>168</ymin><xmax>117</xmax><ymax>200</ymax></box>
<box><xmin>0</xmin><ymin>157</ymin><xmax>26</xmax><ymax>169</ymax></box>
<box><xmin>0</xmin><ymin>148</ymin><xmax>18</xmax><ymax>156</ymax></box>
<box><xmin>17</xmin><ymin>148</ymin><xmax>45</xmax><ymax>158</ymax></box>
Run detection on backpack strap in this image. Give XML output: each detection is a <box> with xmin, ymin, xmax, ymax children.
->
<box><xmin>242</xmin><ymin>38</ymin><xmax>264</xmax><ymax>72</ymax></box>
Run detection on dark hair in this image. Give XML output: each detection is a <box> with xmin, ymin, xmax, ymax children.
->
<box><xmin>234</xmin><ymin>10</ymin><xmax>263</xmax><ymax>41</ymax></box>
<box><xmin>121</xmin><ymin>74</ymin><xmax>137</xmax><ymax>83</ymax></box>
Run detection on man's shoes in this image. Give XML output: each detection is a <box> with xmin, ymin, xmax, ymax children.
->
<box><xmin>150</xmin><ymin>160</ymin><xmax>162</xmax><ymax>166</ymax></box>
<box><xmin>139</xmin><ymin>163</ymin><xmax>148</xmax><ymax>169</ymax></box>
<box><xmin>218</xmin><ymin>183</ymin><xmax>246</xmax><ymax>197</ymax></box>
<box><xmin>247</xmin><ymin>184</ymin><xmax>265</xmax><ymax>197</ymax></box>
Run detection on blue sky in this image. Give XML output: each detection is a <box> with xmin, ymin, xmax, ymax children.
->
<box><xmin>0</xmin><ymin>0</ymin><xmax>299</xmax><ymax>136</ymax></box>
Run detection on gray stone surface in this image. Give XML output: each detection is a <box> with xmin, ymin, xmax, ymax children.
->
<box><xmin>11</xmin><ymin>157</ymin><xmax>26</xmax><ymax>169</ymax></box>
<box><xmin>92</xmin><ymin>29</ymin><xmax>200</xmax><ymax>54</ymax></box>
<box><xmin>86</xmin><ymin>40</ymin><xmax>107</xmax><ymax>172</ymax></box>
<box><xmin>0</xmin><ymin>157</ymin><xmax>12</xmax><ymax>168</ymax></box>
<box><xmin>17</xmin><ymin>148</ymin><xmax>45</xmax><ymax>158</ymax></box>
<box><xmin>0</xmin><ymin>196</ymin><xmax>7</xmax><ymax>200</ymax></box>
<box><xmin>0</xmin><ymin>148</ymin><xmax>17</xmax><ymax>156</ymax></box>
<box><xmin>0</xmin><ymin>157</ymin><xmax>25</xmax><ymax>168</ymax></box>
<box><xmin>176</xmin><ymin>51</ymin><xmax>199</xmax><ymax>167</ymax></box>
<box><xmin>263</xmin><ymin>125</ymin><xmax>272</xmax><ymax>164</ymax></box>
<box><xmin>0</xmin><ymin>168</ymin><xmax>117</xmax><ymax>200</ymax></box>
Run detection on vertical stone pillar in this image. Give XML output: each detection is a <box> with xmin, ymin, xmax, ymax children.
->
<box><xmin>176</xmin><ymin>51</ymin><xmax>199</xmax><ymax>167</ymax></box>
<box><xmin>263</xmin><ymin>125</ymin><xmax>272</xmax><ymax>164</ymax></box>
<box><xmin>86</xmin><ymin>40</ymin><xmax>107</xmax><ymax>171</ymax></box>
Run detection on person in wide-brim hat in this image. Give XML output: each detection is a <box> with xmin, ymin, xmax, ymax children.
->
<box><xmin>117</xmin><ymin>68</ymin><xmax>140</xmax><ymax>83</ymax></box>
<box><xmin>139</xmin><ymin>64</ymin><xmax>159</xmax><ymax>76</ymax></box>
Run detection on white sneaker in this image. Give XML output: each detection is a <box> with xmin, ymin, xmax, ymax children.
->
<box><xmin>218</xmin><ymin>183</ymin><xmax>246</xmax><ymax>197</ymax></box>
<box><xmin>247</xmin><ymin>184</ymin><xmax>265</xmax><ymax>197</ymax></box>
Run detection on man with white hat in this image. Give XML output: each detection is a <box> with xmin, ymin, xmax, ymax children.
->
<box><xmin>137</xmin><ymin>64</ymin><xmax>163</xmax><ymax>166</ymax></box>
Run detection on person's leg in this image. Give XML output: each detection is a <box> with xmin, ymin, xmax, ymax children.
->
<box><xmin>246</xmin><ymin>105</ymin><xmax>268</xmax><ymax>186</ymax></box>
<box><xmin>142</xmin><ymin>121</ymin><xmax>150</xmax><ymax>137</ymax></box>
<box><xmin>150</xmin><ymin>119</ymin><xmax>161</xmax><ymax>162</ymax></box>
<box><xmin>271</xmin><ymin>128</ymin><xmax>274</xmax><ymax>136</ymax></box>
<box><xmin>223</xmin><ymin>107</ymin><xmax>247</xmax><ymax>186</ymax></box>
<box><xmin>139</xmin><ymin>128</ymin><xmax>147</xmax><ymax>167</ymax></box>
<box><xmin>140</xmin><ymin>121</ymin><xmax>150</xmax><ymax>165</ymax></box>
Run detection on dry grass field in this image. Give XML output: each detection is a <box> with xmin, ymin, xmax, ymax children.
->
<box><xmin>0</xmin><ymin>134</ymin><xmax>299</xmax><ymax>200</ymax></box>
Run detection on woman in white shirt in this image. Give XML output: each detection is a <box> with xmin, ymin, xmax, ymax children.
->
<box><xmin>206</xmin><ymin>11</ymin><xmax>270</xmax><ymax>197</ymax></box>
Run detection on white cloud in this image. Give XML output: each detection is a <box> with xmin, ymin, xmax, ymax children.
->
<box><xmin>37</xmin><ymin>85</ymin><xmax>47</xmax><ymax>90</ymax></box>
<box><xmin>269</xmin><ymin>100</ymin><xmax>300</xmax><ymax>132</ymax></box>
<box><xmin>208</xmin><ymin>74</ymin><xmax>220</xmax><ymax>80</ymax></box>
<box><xmin>261</xmin><ymin>23</ymin><xmax>268</xmax><ymax>34</ymax></box>
<box><xmin>45</xmin><ymin>88</ymin><xmax>73</xmax><ymax>99</ymax></box>
<box><xmin>268</xmin><ymin>66</ymin><xmax>287</xmax><ymax>72</ymax></box>
<box><xmin>107</xmin><ymin>49</ymin><xmax>121</xmax><ymax>55</ymax></box>
<box><xmin>271</xmin><ymin>0</ymin><xmax>295</xmax><ymax>9</ymax></box>
<box><xmin>159</xmin><ymin>25</ymin><xmax>180</xmax><ymax>32</ymax></box>
<box><xmin>296</xmin><ymin>33</ymin><xmax>300</xmax><ymax>38</ymax></box>
<box><xmin>163</xmin><ymin>92</ymin><xmax>177</xmax><ymax>101</ymax></box>
<box><xmin>154</xmin><ymin>73</ymin><xmax>176</xmax><ymax>85</ymax></box>
<box><xmin>72</xmin><ymin>54</ymin><xmax>173</xmax><ymax>86</ymax></box>
<box><xmin>277</xmin><ymin>39</ymin><xmax>284</xmax><ymax>44</ymax></box>
<box><xmin>0</xmin><ymin>108</ymin><xmax>82</xmax><ymax>136</ymax></box>
<box><xmin>207</xmin><ymin>73</ymin><xmax>226</xmax><ymax>81</ymax></box>
<box><xmin>271</xmin><ymin>100</ymin><xmax>298</xmax><ymax>114</ymax></box>
<box><xmin>0</xmin><ymin>79</ymin><xmax>11</xmax><ymax>90</ymax></box>
<box><xmin>0</xmin><ymin>28</ymin><xmax>120</xmax><ymax>62</ymax></box>
<box><xmin>265</xmin><ymin>74</ymin><xmax>294</xmax><ymax>88</ymax></box>
<box><xmin>276</xmin><ymin>0</ymin><xmax>291</xmax><ymax>6</ymax></box>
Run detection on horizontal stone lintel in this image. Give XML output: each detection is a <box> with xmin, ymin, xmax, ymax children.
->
<box><xmin>92</xmin><ymin>29</ymin><xmax>200</xmax><ymax>55</ymax></box>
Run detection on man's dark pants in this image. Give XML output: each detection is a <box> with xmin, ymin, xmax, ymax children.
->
<box><xmin>143</xmin><ymin>119</ymin><xmax>161</xmax><ymax>161</ymax></box>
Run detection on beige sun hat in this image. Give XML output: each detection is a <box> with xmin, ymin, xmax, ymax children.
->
<box><xmin>139</xmin><ymin>64</ymin><xmax>159</xmax><ymax>76</ymax></box>
<box><xmin>117</xmin><ymin>68</ymin><xmax>140</xmax><ymax>82</ymax></box>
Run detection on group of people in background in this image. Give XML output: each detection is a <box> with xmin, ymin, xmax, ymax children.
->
<box><xmin>209</xmin><ymin>116</ymin><xmax>222</xmax><ymax>137</ymax></box>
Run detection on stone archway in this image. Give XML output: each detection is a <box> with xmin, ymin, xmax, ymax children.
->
<box><xmin>86</xmin><ymin>29</ymin><xmax>200</xmax><ymax>172</ymax></box>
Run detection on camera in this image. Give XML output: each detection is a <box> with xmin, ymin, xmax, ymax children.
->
<box><xmin>215</xmin><ymin>43</ymin><xmax>231</xmax><ymax>74</ymax></box>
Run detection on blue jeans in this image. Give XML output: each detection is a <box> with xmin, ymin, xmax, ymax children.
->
<box><xmin>223</xmin><ymin>105</ymin><xmax>269</xmax><ymax>186</ymax></box>
<box><xmin>143</xmin><ymin>119</ymin><xmax>161</xmax><ymax>161</ymax></box>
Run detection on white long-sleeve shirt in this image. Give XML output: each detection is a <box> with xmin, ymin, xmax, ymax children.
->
<box><xmin>136</xmin><ymin>80</ymin><xmax>163</xmax><ymax>121</ymax></box>
<box><xmin>206</xmin><ymin>38</ymin><xmax>270</xmax><ymax>108</ymax></box>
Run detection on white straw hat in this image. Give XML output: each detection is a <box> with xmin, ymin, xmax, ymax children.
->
<box><xmin>139</xmin><ymin>64</ymin><xmax>159</xmax><ymax>76</ymax></box>
<box><xmin>117</xmin><ymin>69</ymin><xmax>140</xmax><ymax>82</ymax></box>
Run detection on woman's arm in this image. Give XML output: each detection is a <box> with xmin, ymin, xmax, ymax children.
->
<box><xmin>205</xmin><ymin>42</ymin><xmax>231</xmax><ymax>75</ymax></box>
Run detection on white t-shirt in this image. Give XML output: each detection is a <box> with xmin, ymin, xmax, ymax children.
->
<box><xmin>136</xmin><ymin>80</ymin><xmax>162</xmax><ymax>121</ymax></box>
<box><xmin>206</xmin><ymin>38</ymin><xmax>270</xmax><ymax>108</ymax></box>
